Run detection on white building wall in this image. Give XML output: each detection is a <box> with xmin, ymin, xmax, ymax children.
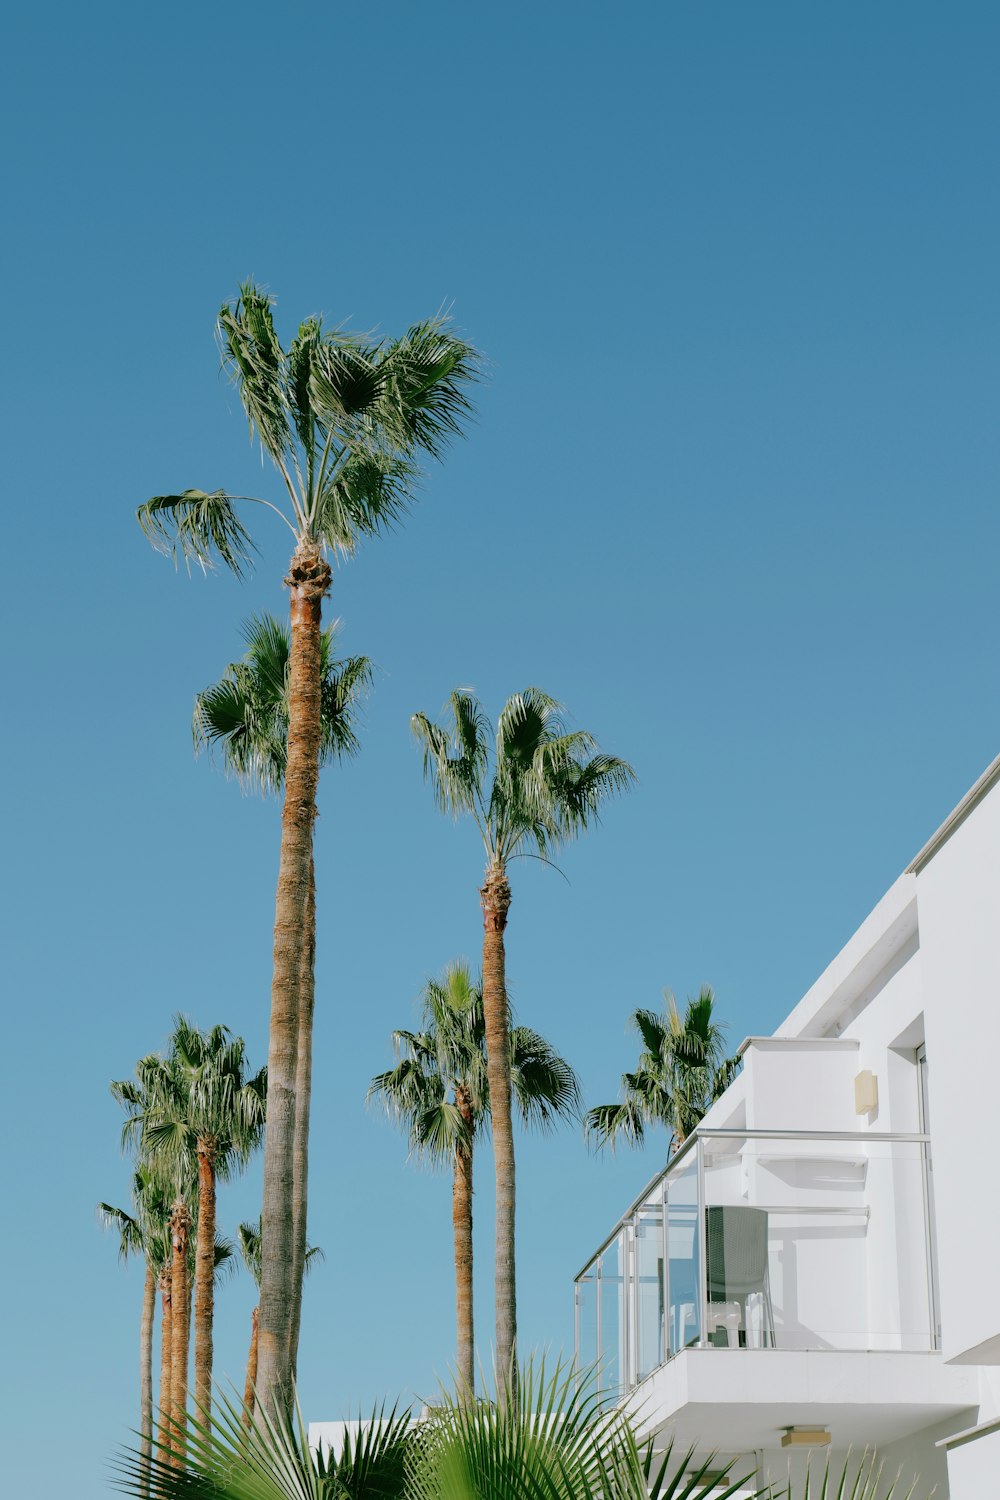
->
<box><xmin>914</xmin><ymin>778</ymin><xmax>1000</xmax><ymax>1367</ymax></box>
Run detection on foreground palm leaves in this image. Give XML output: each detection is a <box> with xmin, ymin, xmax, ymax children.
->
<box><xmin>113</xmin><ymin>1364</ymin><xmax>764</xmax><ymax>1500</ymax></box>
<box><xmin>114</xmin><ymin>1360</ymin><xmax>928</xmax><ymax>1500</ymax></box>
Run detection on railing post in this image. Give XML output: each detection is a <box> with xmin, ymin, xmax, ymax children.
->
<box><xmin>696</xmin><ymin>1135</ymin><xmax>708</xmax><ymax>1348</ymax></box>
<box><xmin>661</xmin><ymin>1178</ymin><xmax>670</xmax><ymax>1363</ymax></box>
<box><xmin>596</xmin><ymin>1252</ymin><xmax>603</xmax><ymax>1396</ymax></box>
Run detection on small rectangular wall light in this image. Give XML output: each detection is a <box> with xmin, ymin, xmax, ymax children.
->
<box><xmin>781</xmin><ymin>1428</ymin><xmax>832</xmax><ymax>1449</ymax></box>
<box><xmin>854</xmin><ymin>1069</ymin><xmax>878</xmax><ymax>1115</ymax></box>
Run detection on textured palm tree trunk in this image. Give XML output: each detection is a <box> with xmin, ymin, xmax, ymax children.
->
<box><xmin>453</xmin><ymin>1087</ymin><xmax>475</xmax><ymax>1400</ymax></box>
<box><xmin>169</xmin><ymin>1200</ymin><xmax>191</xmax><ymax>1462</ymax></box>
<box><xmin>158</xmin><ymin>1270</ymin><xmax>172</xmax><ymax>1455</ymax></box>
<box><xmin>193</xmin><ymin>1139</ymin><xmax>217</xmax><ymax>1414</ymax></box>
<box><xmin>257</xmin><ymin>543</ymin><xmax>330</xmax><ymax>1419</ymax></box>
<box><xmin>242</xmin><ymin>1305</ymin><xmax>259</xmax><ymax>1429</ymax></box>
<box><xmin>287</xmin><ymin>853</ymin><xmax>316</xmax><ymax>1378</ymax></box>
<box><xmin>140</xmin><ymin>1261</ymin><xmax>156</xmax><ymax>1495</ymax></box>
<box><xmin>480</xmin><ymin>861</ymin><xmax>517</xmax><ymax>1396</ymax></box>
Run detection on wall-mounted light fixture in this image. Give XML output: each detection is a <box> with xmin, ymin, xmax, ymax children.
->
<box><xmin>781</xmin><ymin>1427</ymin><xmax>832</xmax><ymax>1449</ymax></box>
<box><xmin>854</xmin><ymin>1069</ymin><xmax>878</xmax><ymax>1115</ymax></box>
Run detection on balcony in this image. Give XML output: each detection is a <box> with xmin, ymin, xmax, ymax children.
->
<box><xmin>574</xmin><ymin>1128</ymin><xmax>941</xmax><ymax>1400</ymax></box>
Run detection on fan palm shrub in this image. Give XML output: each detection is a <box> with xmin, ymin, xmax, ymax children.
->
<box><xmin>194</xmin><ymin>612</ymin><xmax>370</xmax><ymax>1376</ymax></box>
<box><xmin>369</xmin><ymin>961</ymin><xmax>579</xmax><ymax>1396</ymax></box>
<box><xmin>412</xmin><ymin>690</ymin><xmax>634</xmax><ymax>1381</ymax></box>
<box><xmin>119</xmin><ymin>1361</ymin><xmax>893</xmax><ymax>1500</ymax></box>
<box><xmin>137</xmin><ymin>283</ymin><xmax>478</xmax><ymax>1417</ymax></box>
<box><xmin>585</xmin><ymin>988</ymin><xmax>740</xmax><ymax>1155</ymax></box>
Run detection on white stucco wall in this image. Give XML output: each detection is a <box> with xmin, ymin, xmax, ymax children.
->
<box><xmin>914</xmin><ymin>778</ymin><xmax>1000</xmax><ymax>1366</ymax></box>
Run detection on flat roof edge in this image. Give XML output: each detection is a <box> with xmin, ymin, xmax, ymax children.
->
<box><xmin>908</xmin><ymin>750</ymin><xmax>1000</xmax><ymax>874</ymax></box>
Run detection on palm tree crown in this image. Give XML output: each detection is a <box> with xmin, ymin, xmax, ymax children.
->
<box><xmin>138</xmin><ymin>284</ymin><xmax>479</xmax><ymax>576</ymax></box>
<box><xmin>370</xmin><ymin>961</ymin><xmax>581</xmax><ymax>1159</ymax></box>
<box><xmin>584</xmin><ymin>987</ymin><xmax>740</xmax><ymax>1154</ymax></box>
<box><xmin>193</xmin><ymin>613</ymin><xmax>372</xmax><ymax>793</ymax></box>
<box><xmin>115</xmin><ymin>1019</ymin><xmax>266</xmax><ymax>1180</ymax></box>
<box><xmin>412</xmin><ymin>688</ymin><xmax>635</xmax><ymax>870</ymax></box>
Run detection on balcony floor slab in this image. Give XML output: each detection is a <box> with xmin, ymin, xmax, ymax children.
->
<box><xmin>624</xmin><ymin>1349</ymin><xmax>980</xmax><ymax>1454</ymax></box>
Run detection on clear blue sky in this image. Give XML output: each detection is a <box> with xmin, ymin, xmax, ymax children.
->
<box><xmin>2</xmin><ymin>3</ymin><xmax>998</xmax><ymax>1494</ymax></box>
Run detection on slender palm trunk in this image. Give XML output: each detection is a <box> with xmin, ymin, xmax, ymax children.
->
<box><xmin>140</xmin><ymin>1262</ymin><xmax>156</xmax><ymax>1495</ymax></box>
<box><xmin>287</xmin><ymin>854</ymin><xmax>316</xmax><ymax>1378</ymax></box>
<box><xmin>257</xmin><ymin>543</ymin><xmax>330</xmax><ymax>1419</ymax></box>
<box><xmin>480</xmin><ymin>861</ymin><xmax>517</xmax><ymax>1394</ymax></box>
<box><xmin>453</xmin><ymin>1086</ymin><xmax>475</xmax><ymax>1399</ymax></box>
<box><xmin>158</xmin><ymin>1269</ymin><xmax>172</xmax><ymax>1454</ymax></box>
<box><xmin>242</xmin><ymin>1305</ymin><xmax>260</xmax><ymax>1429</ymax></box>
<box><xmin>169</xmin><ymin>1200</ymin><xmax>191</xmax><ymax>1462</ymax></box>
<box><xmin>194</xmin><ymin>1139</ymin><xmax>217</xmax><ymax>1414</ymax></box>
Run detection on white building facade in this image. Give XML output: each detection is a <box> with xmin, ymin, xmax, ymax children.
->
<box><xmin>573</xmin><ymin>755</ymin><xmax>1000</xmax><ymax>1497</ymax></box>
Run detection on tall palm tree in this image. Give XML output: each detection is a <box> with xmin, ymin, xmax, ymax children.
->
<box><xmin>370</xmin><ymin>960</ymin><xmax>581</xmax><ymax>1395</ymax></box>
<box><xmin>100</xmin><ymin>1165</ymin><xmax>172</xmax><ymax>1494</ymax></box>
<box><xmin>113</xmin><ymin>1022</ymin><xmax>266</xmax><ymax>1429</ymax></box>
<box><xmin>111</xmin><ymin>1062</ymin><xmax>197</xmax><ymax>1461</ymax></box>
<box><xmin>194</xmin><ymin>611</ymin><xmax>369</xmax><ymax>1380</ymax></box>
<box><xmin>236</xmin><ymin>1217</ymin><xmax>323</xmax><ymax>1426</ymax></box>
<box><xmin>137</xmin><ymin>284</ymin><xmax>478</xmax><ymax>1417</ymax></box>
<box><xmin>584</xmin><ymin>987</ymin><xmax>740</xmax><ymax>1155</ymax></box>
<box><xmin>412</xmin><ymin>690</ymin><xmax>633</xmax><ymax>1384</ymax></box>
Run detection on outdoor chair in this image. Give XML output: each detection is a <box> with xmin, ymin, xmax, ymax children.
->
<box><xmin>705</xmin><ymin>1205</ymin><xmax>775</xmax><ymax>1348</ymax></box>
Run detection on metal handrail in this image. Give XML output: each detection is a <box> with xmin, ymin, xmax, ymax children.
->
<box><xmin>573</xmin><ymin>1125</ymin><xmax>930</xmax><ymax>1282</ymax></box>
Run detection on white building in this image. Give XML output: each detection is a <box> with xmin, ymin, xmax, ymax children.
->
<box><xmin>573</xmin><ymin>754</ymin><xmax>1000</xmax><ymax>1497</ymax></box>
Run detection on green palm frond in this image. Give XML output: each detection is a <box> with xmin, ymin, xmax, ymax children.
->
<box><xmin>98</xmin><ymin>1203</ymin><xmax>144</xmax><ymax>1263</ymax></box>
<box><xmin>137</xmin><ymin>490</ymin><xmax>257</xmax><ymax>578</ymax></box>
<box><xmin>583</xmin><ymin>1098</ymin><xmax>649</xmax><ymax>1152</ymax></box>
<box><xmin>411</xmin><ymin>694</ymin><xmax>489</xmax><ymax>823</ymax></box>
<box><xmin>315</xmin><ymin>448</ymin><xmax>419</xmax><ymax>556</ymax></box>
<box><xmin>218</xmin><ymin>284</ymin><xmax>295</xmax><ymax>490</ymax></box>
<box><xmin>114</xmin><ymin>1381</ymin><xmax>412</xmax><ymax>1500</ymax></box>
<box><xmin>373</xmin><ymin>316</ymin><xmax>480</xmax><ymax>460</ymax></box>
<box><xmin>237</xmin><ymin>1218</ymin><xmax>262</xmax><ymax>1290</ymax></box>
<box><xmin>509</xmin><ymin>1027</ymin><xmax>581</xmax><ymax>1130</ymax></box>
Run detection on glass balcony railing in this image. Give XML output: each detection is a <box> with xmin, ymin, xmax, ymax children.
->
<box><xmin>573</xmin><ymin>1128</ymin><xmax>937</xmax><ymax>1398</ymax></box>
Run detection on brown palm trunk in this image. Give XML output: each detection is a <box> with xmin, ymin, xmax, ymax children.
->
<box><xmin>193</xmin><ymin>1139</ymin><xmax>217</xmax><ymax>1414</ymax></box>
<box><xmin>453</xmin><ymin>1087</ymin><xmax>475</xmax><ymax>1399</ymax></box>
<box><xmin>169</xmin><ymin>1200</ymin><xmax>191</xmax><ymax>1461</ymax></box>
<box><xmin>140</xmin><ymin>1261</ymin><xmax>156</xmax><ymax>1494</ymax></box>
<box><xmin>257</xmin><ymin>543</ymin><xmax>330</xmax><ymax>1419</ymax></box>
<box><xmin>480</xmin><ymin>861</ymin><xmax>517</xmax><ymax>1396</ymax></box>
<box><xmin>242</xmin><ymin>1305</ymin><xmax>260</xmax><ymax>1429</ymax></box>
<box><xmin>287</xmin><ymin>853</ymin><xmax>316</xmax><ymax>1378</ymax></box>
<box><xmin>158</xmin><ymin>1269</ymin><xmax>172</xmax><ymax>1455</ymax></box>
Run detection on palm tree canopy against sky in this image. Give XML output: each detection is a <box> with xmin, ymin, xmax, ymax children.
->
<box><xmin>584</xmin><ymin>988</ymin><xmax>740</xmax><ymax>1154</ymax></box>
<box><xmin>7</xmin><ymin>5</ymin><xmax>1000</xmax><ymax>1488</ymax></box>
